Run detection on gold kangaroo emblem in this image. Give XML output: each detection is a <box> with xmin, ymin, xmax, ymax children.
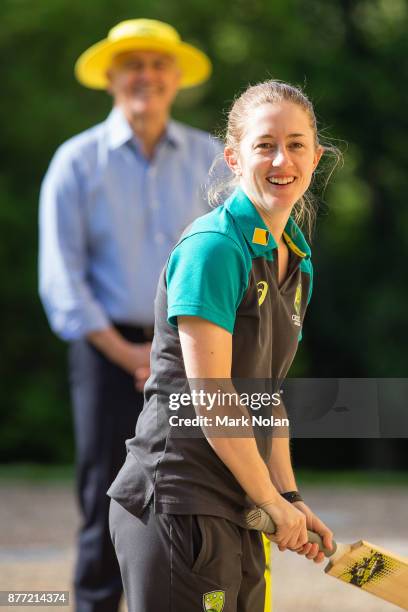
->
<box><xmin>257</xmin><ymin>281</ymin><xmax>269</xmax><ymax>306</ymax></box>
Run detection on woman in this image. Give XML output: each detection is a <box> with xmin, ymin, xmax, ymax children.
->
<box><xmin>109</xmin><ymin>80</ymin><xmax>336</xmax><ymax>612</ymax></box>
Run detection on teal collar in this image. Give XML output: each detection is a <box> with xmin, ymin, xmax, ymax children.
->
<box><xmin>225</xmin><ymin>187</ymin><xmax>311</xmax><ymax>259</ymax></box>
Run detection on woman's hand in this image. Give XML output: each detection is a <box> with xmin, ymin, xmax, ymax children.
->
<box><xmin>291</xmin><ymin>501</ymin><xmax>334</xmax><ymax>564</ymax></box>
<box><xmin>261</xmin><ymin>497</ymin><xmax>309</xmax><ymax>552</ymax></box>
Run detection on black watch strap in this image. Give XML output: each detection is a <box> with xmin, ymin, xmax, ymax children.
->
<box><xmin>281</xmin><ymin>490</ymin><xmax>303</xmax><ymax>503</ymax></box>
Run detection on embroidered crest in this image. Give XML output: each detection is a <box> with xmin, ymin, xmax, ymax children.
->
<box><xmin>203</xmin><ymin>590</ymin><xmax>225</xmax><ymax>612</ymax></box>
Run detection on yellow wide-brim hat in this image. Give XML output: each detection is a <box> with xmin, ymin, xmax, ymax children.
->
<box><xmin>75</xmin><ymin>19</ymin><xmax>212</xmax><ymax>90</ymax></box>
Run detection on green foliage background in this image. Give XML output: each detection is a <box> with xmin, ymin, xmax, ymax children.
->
<box><xmin>1</xmin><ymin>0</ymin><xmax>408</xmax><ymax>462</ymax></box>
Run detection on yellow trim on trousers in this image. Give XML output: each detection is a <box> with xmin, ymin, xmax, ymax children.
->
<box><xmin>263</xmin><ymin>535</ymin><xmax>271</xmax><ymax>611</ymax></box>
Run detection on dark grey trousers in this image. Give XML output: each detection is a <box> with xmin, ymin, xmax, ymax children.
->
<box><xmin>69</xmin><ymin>325</ymin><xmax>150</xmax><ymax>612</ymax></box>
<box><xmin>109</xmin><ymin>500</ymin><xmax>266</xmax><ymax>612</ymax></box>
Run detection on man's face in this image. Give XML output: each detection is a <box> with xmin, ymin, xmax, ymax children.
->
<box><xmin>107</xmin><ymin>50</ymin><xmax>181</xmax><ymax>119</ymax></box>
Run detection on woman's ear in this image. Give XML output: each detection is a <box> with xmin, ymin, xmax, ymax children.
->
<box><xmin>224</xmin><ymin>146</ymin><xmax>241</xmax><ymax>176</ymax></box>
<box><xmin>313</xmin><ymin>145</ymin><xmax>325</xmax><ymax>171</ymax></box>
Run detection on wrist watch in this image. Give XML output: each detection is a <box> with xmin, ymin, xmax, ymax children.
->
<box><xmin>281</xmin><ymin>490</ymin><xmax>303</xmax><ymax>503</ymax></box>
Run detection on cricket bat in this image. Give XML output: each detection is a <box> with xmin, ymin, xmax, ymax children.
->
<box><xmin>246</xmin><ymin>507</ymin><xmax>408</xmax><ymax>610</ymax></box>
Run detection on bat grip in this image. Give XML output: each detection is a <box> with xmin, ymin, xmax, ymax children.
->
<box><xmin>245</xmin><ymin>507</ymin><xmax>337</xmax><ymax>558</ymax></box>
<box><xmin>305</xmin><ymin>529</ymin><xmax>336</xmax><ymax>557</ymax></box>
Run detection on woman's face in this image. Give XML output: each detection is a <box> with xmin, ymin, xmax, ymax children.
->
<box><xmin>226</xmin><ymin>101</ymin><xmax>323</xmax><ymax>214</ymax></box>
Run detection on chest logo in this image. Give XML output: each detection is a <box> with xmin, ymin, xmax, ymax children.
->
<box><xmin>203</xmin><ymin>590</ymin><xmax>225</xmax><ymax>612</ymax></box>
<box><xmin>292</xmin><ymin>281</ymin><xmax>302</xmax><ymax>326</ymax></box>
<box><xmin>294</xmin><ymin>282</ymin><xmax>302</xmax><ymax>315</ymax></box>
<box><xmin>257</xmin><ymin>281</ymin><xmax>269</xmax><ymax>306</ymax></box>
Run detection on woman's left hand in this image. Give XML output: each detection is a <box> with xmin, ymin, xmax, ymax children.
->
<box><xmin>289</xmin><ymin>501</ymin><xmax>334</xmax><ymax>564</ymax></box>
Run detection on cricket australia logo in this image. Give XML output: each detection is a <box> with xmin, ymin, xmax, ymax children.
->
<box><xmin>203</xmin><ymin>590</ymin><xmax>225</xmax><ymax>612</ymax></box>
<box><xmin>292</xmin><ymin>281</ymin><xmax>302</xmax><ymax>327</ymax></box>
<box><xmin>257</xmin><ymin>281</ymin><xmax>268</xmax><ymax>306</ymax></box>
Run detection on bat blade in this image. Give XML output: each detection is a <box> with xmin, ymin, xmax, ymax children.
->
<box><xmin>325</xmin><ymin>540</ymin><xmax>408</xmax><ymax>610</ymax></box>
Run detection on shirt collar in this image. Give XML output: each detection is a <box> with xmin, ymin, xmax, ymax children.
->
<box><xmin>283</xmin><ymin>216</ymin><xmax>311</xmax><ymax>259</ymax></box>
<box><xmin>225</xmin><ymin>187</ymin><xmax>311</xmax><ymax>259</ymax></box>
<box><xmin>106</xmin><ymin>106</ymin><xmax>181</xmax><ymax>151</ymax></box>
<box><xmin>106</xmin><ymin>106</ymin><xmax>134</xmax><ymax>149</ymax></box>
<box><xmin>165</xmin><ymin>120</ymin><xmax>184</xmax><ymax>148</ymax></box>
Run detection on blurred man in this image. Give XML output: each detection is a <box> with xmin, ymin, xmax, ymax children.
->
<box><xmin>39</xmin><ymin>19</ymin><xmax>222</xmax><ymax>612</ymax></box>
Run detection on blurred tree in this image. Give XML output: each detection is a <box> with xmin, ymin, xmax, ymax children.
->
<box><xmin>0</xmin><ymin>0</ymin><xmax>407</xmax><ymax>462</ymax></box>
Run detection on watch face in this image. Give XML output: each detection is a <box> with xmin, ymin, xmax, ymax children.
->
<box><xmin>282</xmin><ymin>491</ymin><xmax>302</xmax><ymax>503</ymax></box>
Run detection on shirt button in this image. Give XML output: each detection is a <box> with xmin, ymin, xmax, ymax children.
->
<box><xmin>155</xmin><ymin>233</ymin><xmax>165</xmax><ymax>244</ymax></box>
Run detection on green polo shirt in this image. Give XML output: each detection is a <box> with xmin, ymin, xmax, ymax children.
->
<box><xmin>167</xmin><ymin>186</ymin><xmax>312</xmax><ymax>344</ymax></box>
<box><xmin>108</xmin><ymin>187</ymin><xmax>313</xmax><ymax>526</ymax></box>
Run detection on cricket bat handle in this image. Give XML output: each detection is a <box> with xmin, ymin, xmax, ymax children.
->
<box><xmin>245</xmin><ymin>507</ymin><xmax>337</xmax><ymax>558</ymax></box>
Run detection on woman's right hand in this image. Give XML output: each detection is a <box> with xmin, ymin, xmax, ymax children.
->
<box><xmin>261</xmin><ymin>496</ymin><xmax>308</xmax><ymax>552</ymax></box>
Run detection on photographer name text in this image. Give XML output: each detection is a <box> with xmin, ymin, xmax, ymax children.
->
<box><xmin>168</xmin><ymin>415</ymin><xmax>289</xmax><ymax>427</ymax></box>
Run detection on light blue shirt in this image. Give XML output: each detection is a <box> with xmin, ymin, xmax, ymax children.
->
<box><xmin>39</xmin><ymin>107</ymin><xmax>224</xmax><ymax>340</ymax></box>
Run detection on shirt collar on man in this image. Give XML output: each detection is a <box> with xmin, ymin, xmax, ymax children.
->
<box><xmin>165</xmin><ymin>120</ymin><xmax>184</xmax><ymax>148</ymax></box>
<box><xmin>225</xmin><ymin>186</ymin><xmax>311</xmax><ymax>259</ymax></box>
<box><xmin>106</xmin><ymin>106</ymin><xmax>134</xmax><ymax>149</ymax></box>
<box><xmin>106</xmin><ymin>106</ymin><xmax>182</xmax><ymax>151</ymax></box>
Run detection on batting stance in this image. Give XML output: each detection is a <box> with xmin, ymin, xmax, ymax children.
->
<box><xmin>108</xmin><ymin>80</ymin><xmax>334</xmax><ymax>611</ymax></box>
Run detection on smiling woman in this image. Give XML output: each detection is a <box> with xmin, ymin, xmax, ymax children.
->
<box><xmin>108</xmin><ymin>80</ymin><xmax>339</xmax><ymax>612</ymax></box>
<box><xmin>225</xmin><ymin>100</ymin><xmax>323</xmax><ymax>253</ymax></box>
<box><xmin>211</xmin><ymin>80</ymin><xmax>341</xmax><ymax>240</ymax></box>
